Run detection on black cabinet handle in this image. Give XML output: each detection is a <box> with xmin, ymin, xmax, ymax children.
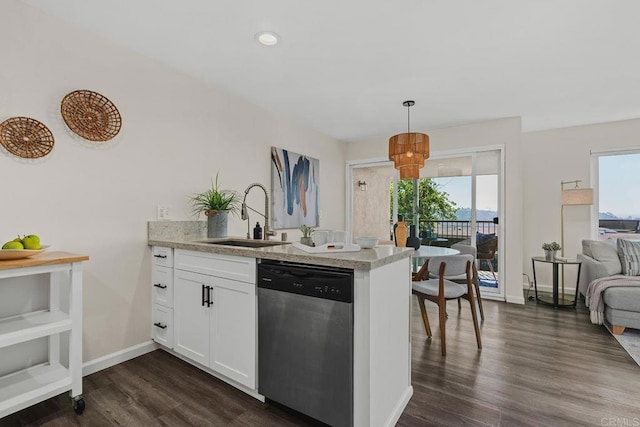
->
<box><xmin>202</xmin><ymin>284</ymin><xmax>206</xmax><ymax>307</ymax></box>
<box><xmin>154</xmin><ymin>254</ymin><xmax>167</xmax><ymax>259</ymax></box>
<box><xmin>153</xmin><ymin>284</ymin><xmax>167</xmax><ymax>289</ymax></box>
<box><xmin>153</xmin><ymin>322</ymin><xmax>167</xmax><ymax>329</ymax></box>
<box><xmin>206</xmin><ymin>286</ymin><xmax>213</xmax><ymax>307</ymax></box>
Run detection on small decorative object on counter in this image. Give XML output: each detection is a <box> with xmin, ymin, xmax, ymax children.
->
<box><xmin>394</xmin><ymin>216</ymin><xmax>408</xmax><ymax>248</ymax></box>
<box><xmin>542</xmin><ymin>241</ymin><xmax>561</xmax><ymax>261</ymax></box>
<box><xmin>406</xmin><ymin>225</ymin><xmax>421</xmax><ymax>250</ymax></box>
<box><xmin>253</xmin><ymin>222</ymin><xmax>263</xmax><ymax>240</ymax></box>
<box><xmin>300</xmin><ymin>225</ymin><xmax>314</xmax><ymax>246</ymax></box>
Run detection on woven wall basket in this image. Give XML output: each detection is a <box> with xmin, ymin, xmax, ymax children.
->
<box><xmin>61</xmin><ymin>90</ymin><xmax>122</xmax><ymax>141</ymax></box>
<box><xmin>0</xmin><ymin>117</ymin><xmax>55</xmax><ymax>159</ymax></box>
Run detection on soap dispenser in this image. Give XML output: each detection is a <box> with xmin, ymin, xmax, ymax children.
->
<box><xmin>253</xmin><ymin>222</ymin><xmax>263</xmax><ymax>240</ymax></box>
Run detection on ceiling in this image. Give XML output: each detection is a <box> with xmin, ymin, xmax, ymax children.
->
<box><xmin>22</xmin><ymin>0</ymin><xmax>640</xmax><ymax>142</ymax></box>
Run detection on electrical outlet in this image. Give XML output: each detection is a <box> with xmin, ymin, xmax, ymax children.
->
<box><xmin>157</xmin><ymin>205</ymin><xmax>171</xmax><ymax>220</ymax></box>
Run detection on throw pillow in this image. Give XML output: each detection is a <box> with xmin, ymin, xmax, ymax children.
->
<box><xmin>583</xmin><ymin>239</ymin><xmax>622</xmax><ymax>275</ymax></box>
<box><xmin>617</xmin><ymin>239</ymin><xmax>640</xmax><ymax>276</ymax></box>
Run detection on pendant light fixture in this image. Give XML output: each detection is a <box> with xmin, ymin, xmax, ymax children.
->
<box><xmin>388</xmin><ymin>100</ymin><xmax>430</xmax><ymax>180</ymax></box>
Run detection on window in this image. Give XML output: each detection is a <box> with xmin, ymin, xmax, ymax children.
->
<box><xmin>597</xmin><ymin>152</ymin><xmax>640</xmax><ymax>240</ymax></box>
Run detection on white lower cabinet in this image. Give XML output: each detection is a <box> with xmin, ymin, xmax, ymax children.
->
<box><xmin>173</xmin><ymin>269</ymin><xmax>211</xmax><ymax>366</ymax></box>
<box><xmin>151</xmin><ymin>304</ymin><xmax>173</xmax><ymax>349</ymax></box>
<box><xmin>173</xmin><ymin>250</ymin><xmax>256</xmax><ymax>390</ymax></box>
<box><xmin>151</xmin><ymin>247</ymin><xmax>174</xmax><ymax>349</ymax></box>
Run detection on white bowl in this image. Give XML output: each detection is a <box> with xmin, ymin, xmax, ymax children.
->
<box><xmin>356</xmin><ymin>237</ymin><xmax>378</xmax><ymax>249</ymax></box>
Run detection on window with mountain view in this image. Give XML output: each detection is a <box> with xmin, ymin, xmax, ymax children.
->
<box><xmin>598</xmin><ymin>152</ymin><xmax>640</xmax><ymax>240</ymax></box>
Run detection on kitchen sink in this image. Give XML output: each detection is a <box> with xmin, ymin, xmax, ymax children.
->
<box><xmin>198</xmin><ymin>239</ymin><xmax>287</xmax><ymax>248</ymax></box>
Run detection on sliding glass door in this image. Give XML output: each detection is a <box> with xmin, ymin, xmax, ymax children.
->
<box><xmin>347</xmin><ymin>147</ymin><xmax>503</xmax><ymax>298</ymax></box>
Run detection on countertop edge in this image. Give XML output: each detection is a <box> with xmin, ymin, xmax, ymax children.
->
<box><xmin>148</xmin><ymin>239</ymin><xmax>413</xmax><ymax>271</ymax></box>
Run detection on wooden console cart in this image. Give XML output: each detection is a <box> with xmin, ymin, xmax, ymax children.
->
<box><xmin>0</xmin><ymin>252</ymin><xmax>89</xmax><ymax>417</ymax></box>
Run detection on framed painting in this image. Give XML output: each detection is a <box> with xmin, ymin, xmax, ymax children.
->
<box><xmin>271</xmin><ymin>147</ymin><xmax>319</xmax><ymax>229</ymax></box>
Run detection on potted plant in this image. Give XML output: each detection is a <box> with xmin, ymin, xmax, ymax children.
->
<box><xmin>189</xmin><ymin>173</ymin><xmax>240</xmax><ymax>238</ymax></box>
<box><xmin>541</xmin><ymin>241</ymin><xmax>561</xmax><ymax>261</ymax></box>
<box><xmin>300</xmin><ymin>225</ymin><xmax>314</xmax><ymax>246</ymax></box>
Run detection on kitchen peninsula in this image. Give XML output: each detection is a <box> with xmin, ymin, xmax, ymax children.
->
<box><xmin>148</xmin><ymin>221</ymin><xmax>413</xmax><ymax>427</ymax></box>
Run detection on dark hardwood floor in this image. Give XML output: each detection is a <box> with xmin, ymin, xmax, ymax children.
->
<box><xmin>3</xmin><ymin>297</ymin><xmax>640</xmax><ymax>426</ymax></box>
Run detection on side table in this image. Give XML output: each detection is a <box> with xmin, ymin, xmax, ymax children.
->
<box><xmin>531</xmin><ymin>257</ymin><xmax>582</xmax><ymax>308</ymax></box>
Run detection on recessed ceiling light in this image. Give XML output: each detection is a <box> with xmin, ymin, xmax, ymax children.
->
<box><xmin>255</xmin><ymin>31</ymin><xmax>279</xmax><ymax>46</ymax></box>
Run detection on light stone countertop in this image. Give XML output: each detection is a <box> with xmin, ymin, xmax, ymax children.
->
<box><xmin>148</xmin><ymin>221</ymin><xmax>413</xmax><ymax>270</ymax></box>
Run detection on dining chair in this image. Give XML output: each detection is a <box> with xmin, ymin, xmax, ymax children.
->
<box><xmin>476</xmin><ymin>235</ymin><xmax>498</xmax><ymax>284</ymax></box>
<box><xmin>412</xmin><ymin>254</ymin><xmax>482</xmax><ymax>356</ymax></box>
<box><xmin>450</xmin><ymin>243</ymin><xmax>485</xmax><ymax>321</ymax></box>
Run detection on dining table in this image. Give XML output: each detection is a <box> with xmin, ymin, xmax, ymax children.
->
<box><xmin>410</xmin><ymin>245</ymin><xmax>460</xmax><ymax>273</ymax></box>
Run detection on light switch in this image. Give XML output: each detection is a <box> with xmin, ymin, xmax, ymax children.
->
<box><xmin>157</xmin><ymin>205</ymin><xmax>171</xmax><ymax>220</ymax></box>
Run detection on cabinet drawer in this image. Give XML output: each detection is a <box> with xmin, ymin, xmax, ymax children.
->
<box><xmin>175</xmin><ymin>250</ymin><xmax>256</xmax><ymax>284</ymax></box>
<box><xmin>152</xmin><ymin>304</ymin><xmax>173</xmax><ymax>349</ymax></box>
<box><xmin>152</xmin><ymin>266</ymin><xmax>173</xmax><ymax>308</ymax></box>
<box><xmin>152</xmin><ymin>246</ymin><xmax>173</xmax><ymax>267</ymax></box>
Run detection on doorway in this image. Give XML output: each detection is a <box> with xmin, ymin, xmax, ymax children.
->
<box><xmin>346</xmin><ymin>147</ymin><xmax>504</xmax><ymax>299</ymax></box>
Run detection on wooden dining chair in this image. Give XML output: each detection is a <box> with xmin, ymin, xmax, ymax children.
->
<box><xmin>450</xmin><ymin>243</ymin><xmax>485</xmax><ymax>321</ymax></box>
<box><xmin>412</xmin><ymin>254</ymin><xmax>482</xmax><ymax>356</ymax></box>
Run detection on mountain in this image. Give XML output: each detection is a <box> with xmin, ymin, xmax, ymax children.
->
<box><xmin>599</xmin><ymin>212</ymin><xmax>619</xmax><ymax>219</ymax></box>
<box><xmin>455</xmin><ymin>208</ymin><xmax>497</xmax><ymax>221</ymax></box>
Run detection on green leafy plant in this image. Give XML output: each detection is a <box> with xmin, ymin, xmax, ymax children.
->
<box><xmin>542</xmin><ymin>241</ymin><xmax>561</xmax><ymax>251</ymax></box>
<box><xmin>300</xmin><ymin>225</ymin><xmax>314</xmax><ymax>238</ymax></box>
<box><xmin>189</xmin><ymin>173</ymin><xmax>240</xmax><ymax>217</ymax></box>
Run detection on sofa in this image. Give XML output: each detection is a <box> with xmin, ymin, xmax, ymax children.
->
<box><xmin>577</xmin><ymin>239</ymin><xmax>640</xmax><ymax>334</ymax></box>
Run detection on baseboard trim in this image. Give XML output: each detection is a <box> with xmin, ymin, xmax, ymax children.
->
<box><xmin>384</xmin><ymin>385</ymin><xmax>413</xmax><ymax>427</ymax></box>
<box><xmin>82</xmin><ymin>340</ymin><xmax>158</xmax><ymax>377</ymax></box>
<box><xmin>506</xmin><ymin>294</ymin><xmax>525</xmax><ymax>304</ymax></box>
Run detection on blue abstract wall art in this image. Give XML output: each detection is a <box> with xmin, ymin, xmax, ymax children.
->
<box><xmin>271</xmin><ymin>147</ymin><xmax>319</xmax><ymax>229</ymax></box>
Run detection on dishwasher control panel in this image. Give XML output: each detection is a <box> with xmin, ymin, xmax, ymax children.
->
<box><xmin>258</xmin><ymin>260</ymin><xmax>353</xmax><ymax>303</ymax></box>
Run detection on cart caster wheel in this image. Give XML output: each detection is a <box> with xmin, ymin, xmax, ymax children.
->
<box><xmin>73</xmin><ymin>397</ymin><xmax>85</xmax><ymax>414</ymax></box>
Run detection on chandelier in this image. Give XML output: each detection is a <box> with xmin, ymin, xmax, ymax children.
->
<box><xmin>388</xmin><ymin>100</ymin><xmax>430</xmax><ymax>180</ymax></box>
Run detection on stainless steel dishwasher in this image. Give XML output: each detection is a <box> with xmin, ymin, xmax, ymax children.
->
<box><xmin>257</xmin><ymin>259</ymin><xmax>354</xmax><ymax>427</ymax></box>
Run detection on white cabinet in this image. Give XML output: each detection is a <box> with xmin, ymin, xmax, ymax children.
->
<box><xmin>0</xmin><ymin>252</ymin><xmax>89</xmax><ymax>417</ymax></box>
<box><xmin>151</xmin><ymin>247</ymin><xmax>174</xmax><ymax>349</ymax></box>
<box><xmin>173</xmin><ymin>269</ymin><xmax>211</xmax><ymax>365</ymax></box>
<box><xmin>173</xmin><ymin>250</ymin><xmax>256</xmax><ymax>389</ymax></box>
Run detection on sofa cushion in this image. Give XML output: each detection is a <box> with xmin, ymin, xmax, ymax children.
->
<box><xmin>603</xmin><ymin>287</ymin><xmax>640</xmax><ymax>311</ymax></box>
<box><xmin>582</xmin><ymin>239</ymin><xmax>621</xmax><ymax>275</ymax></box>
<box><xmin>617</xmin><ymin>239</ymin><xmax>640</xmax><ymax>276</ymax></box>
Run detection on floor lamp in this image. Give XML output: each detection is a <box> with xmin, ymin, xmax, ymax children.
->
<box><xmin>561</xmin><ymin>180</ymin><xmax>594</xmax><ymax>299</ymax></box>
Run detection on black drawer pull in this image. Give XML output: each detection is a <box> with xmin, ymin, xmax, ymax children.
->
<box><xmin>153</xmin><ymin>322</ymin><xmax>167</xmax><ymax>329</ymax></box>
<box><xmin>154</xmin><ymin>254</ymin><xmax>167</xmax><ymax>259</ymax></box>
<box><xmin>153</xmin><ymin>284</ymin><xmax>168</xmax><ymax>289</ymax></box>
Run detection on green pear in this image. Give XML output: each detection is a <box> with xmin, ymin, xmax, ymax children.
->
<box><xmin>22</xmin><ymin>235</ymin><xmax>41</xmax><ymax>250</ymax></box>
<box><xmin>2</xmin><ymin>241</ymin><xmax>24</xmax><ymax>250</ymax></box>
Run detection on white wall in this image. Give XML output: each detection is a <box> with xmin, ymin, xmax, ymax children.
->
<box><xmin>522</xmin><ymin>118</ymin><xmax>640</xmax><ymax>284</ymax></box>
<box><xmin>0</xmin><ymin>1</ymin><xmax>345</xmax><ymax>361</ymax></box>
<box><xmin>345</xmin><ymin>118</ymin><xmax>525</xmax><ymax>304</ymax></box>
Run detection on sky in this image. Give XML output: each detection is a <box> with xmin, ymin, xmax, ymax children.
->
<box><xmin>599</xmin><ymin>153</ymin><xmax>640</xmax><ymax>219</ymax></box>
<box><xmin>434</xmin><ymin>175</ymin><xmax>498</xmax><ymax>212</ymax></box>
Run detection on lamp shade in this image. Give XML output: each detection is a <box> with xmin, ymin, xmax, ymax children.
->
<box><xmin>562</xmin><ymin>188</ymin><xmax>593</xmax><ymax>205</ymax></box>
<box><xmin>388</xmin><ymin>132</ymin><xmax>429</xmax><ymax>180</ymax></box>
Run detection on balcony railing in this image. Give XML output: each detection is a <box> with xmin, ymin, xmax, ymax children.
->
<box><xmin>416</xmin><ymin>220</ymin><xmax>498</xmax><ymax>247</ymax></box>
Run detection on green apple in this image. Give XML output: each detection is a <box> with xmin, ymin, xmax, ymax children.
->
<box><xmin>2</xmin><ymin>241</ymin><xmax>24</xmax><ymax>250</ymax></box>
<box><xmin>22</xmin><ymin>235</ymin><xmax>41</xmax><ymax>250</ymax></box>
